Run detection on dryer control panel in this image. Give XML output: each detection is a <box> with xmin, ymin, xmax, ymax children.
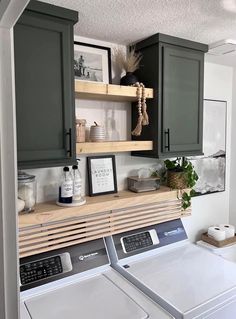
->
<box><xmin>20</xmin><ymin>253</ymin><xmax>72</xmax><ymax>286</ymax></box>
<box><xmin>112</xmin><ymin>219</ymin><xmax>188</xmax><ymax>260</ymax></box>
<box><xmin>121</xmin><ymin>229</ymin><xmax>159</xmax><ymax>253</ymax></box>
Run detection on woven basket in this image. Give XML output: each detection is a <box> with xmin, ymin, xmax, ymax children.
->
<box><xmin>167</xmin><ymin>170</ymin><xmax>187</xmax><ymax>189</ymax></box>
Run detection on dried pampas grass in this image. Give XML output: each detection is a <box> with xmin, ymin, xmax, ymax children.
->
<box><xmin>114</xmin><ymin>48</ymin><xmax>142</xmax><ymax>73</ymax></box>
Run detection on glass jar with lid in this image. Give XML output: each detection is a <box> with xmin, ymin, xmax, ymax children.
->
<box><xmin>76</xmin><ymin>119</ymin><xmax>87</xmax><ymax>142</ymax></box>
<box><xmin>18</xmin><ymin>171</ymin><xmax>36</xmax><ymax>212</ymax></box>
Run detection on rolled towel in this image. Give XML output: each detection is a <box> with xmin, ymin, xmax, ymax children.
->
<box><xmin>208</xmin><ymin>226</ymin><xmax>226</xmax><ymax>241</ymax></box>
<box><xmin>219</xmin><ymin>224</ymin><xmax>235</xmax><ymax>239</ymax></box>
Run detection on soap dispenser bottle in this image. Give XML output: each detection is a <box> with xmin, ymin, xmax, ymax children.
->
<box><xmin>59</xmin><ymin>166</ymin><xmax>73</xmax><ymax>204</ymax></box>
<box><xmin>72</xmin><ymin>162</ymin><xmax>82</xmax><ymax>202</ymax></box>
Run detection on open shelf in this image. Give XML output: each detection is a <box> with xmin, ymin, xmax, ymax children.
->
<box><xmin>75</xmin><ymin>81</ymin><xmax>154</xmax><ymax>101</ymax></box>
<box><xmin>18</xmin><ymin>187</ymin><xmax>191</xmax><ymax>258</ymax></box>
<box><xmin>76</xmin><ymin>140</ymin><xmax>153</xmax><ymax>154</ymax></box>
<box><xmin>18</xmin><ymin>187</ymin><xmax>189</xmax><ymax>228</ymax></box>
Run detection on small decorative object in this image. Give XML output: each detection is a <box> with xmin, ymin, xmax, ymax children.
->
<box><xmin>87</xmin><ymin>155</ymin><xmax>117</xmax><ymax>196</ymax></box>
<box><xmin>164</xmin><ymin>157</ymin><xmax>198</xmax><ymax>210</ymax></box>
<box><xmin>115</xmin><ymin>47</ymin><xmax>142</xmax><ymax>86</ymax></box>
<box><xmin>128</xmin><ymin>176</ymin><xmax>160</xmax><ymax>193</ymax></box>
<box><xmin>131</xmin><ymin>82</ymin><xmax>149</xmax><ymax>136</ymax></box>
<box><xmin>90</xmin><ymin>122</ymin><xmax>105</xmax><ymax>142</ymax></box>
<box><xmin>76</xmin><ymin>119</ymin><xmax>87</xmax><ymax>142</ymax></box>
<box><xmin>74</xmin><ymin>41</ymin><xmax>112</xmax><ymax>84</ymax></box>
<box><xmin>18</xmin><ymin>171</ymin><xmax>36</xmax><ymax>213</ymax></box>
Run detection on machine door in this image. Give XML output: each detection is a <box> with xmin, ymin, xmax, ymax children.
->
<box><xmin>24</xmin><ymin>274</ymin><xmax>148</xmax><ymax>319</ymax></box>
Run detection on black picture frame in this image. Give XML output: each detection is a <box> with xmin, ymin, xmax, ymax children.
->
<box><xmin>74</xmin><ymin>41</ymin><xmax>112</xmax><ymax>84</ymax></box>
<box><xmin>87</xmin><ymin>155</ymin><xmax>117</xmax><ymax>196</ymax></box>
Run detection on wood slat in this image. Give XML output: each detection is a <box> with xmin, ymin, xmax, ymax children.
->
<box><xmin>19</xmin><ymin>199</ymin><xmax>191</xmax><ymax>257</ymax></box>
<box><xmin>19</xmin><ymin>210</ymin><xmax>191</xmax><ymax>258</ymax></box>
<box><xmin>19</xmin><ymin>207</ymin><xmax>182</xmax><ymax>246</ymax></box>
<box><xmin>19</xmin><ymin>188</ymin><xmax>192</xmax><ymax>258</ymax></box>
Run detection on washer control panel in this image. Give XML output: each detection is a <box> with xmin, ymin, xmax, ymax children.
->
<box><xmin>20</xmin><ymin>252</ymin><xmax>72</xmax><ymax>286</ymax></box>
<box><xmin>121</xmin><ymin>229</ymin><xmax>159</xmax><ymax>253</ymax></box>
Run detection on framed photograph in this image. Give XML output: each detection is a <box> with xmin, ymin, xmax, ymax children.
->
<box><xmin>74</xmin><ymin>41</ymin><xmax>112</xmax><ymax>84</ymax></box>
<box><xmin>87</xmin><ymin>155</ymin><xmax>117</xmax><ymax>196</ymax></box>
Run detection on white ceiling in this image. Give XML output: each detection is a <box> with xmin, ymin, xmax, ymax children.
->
<box><xmin>42</xmin><ymin>0</ymin><xmax>236</xmax><ymax>65</ymax></box>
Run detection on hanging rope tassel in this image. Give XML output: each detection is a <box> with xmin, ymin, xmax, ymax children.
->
<box><xmin>132</xmin><ymin>114</ymin><xmax>143</xmax><ymax>136</ymax></box>
<box><xmin>131</xmin><ymin>82</ymin><xmax>149</xmax><ymax>136</ymax></box>
<box><xmin>132</xmin><ymin>83</ymin><xmax>143</xmax><ymax>136</ymax></box>
<box><xmin>141</xmin><ymin>83</ymin><xmax>149</xmax><ymax>125</ymax></box>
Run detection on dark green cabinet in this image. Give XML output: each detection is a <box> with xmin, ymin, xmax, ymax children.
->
<box><xmin>14</xmin><ymin>1</ymin><xmax>78</xmax><ymax>169</ymax></box>
<box><xmin>132</xmin><ymin>33</ymin><xmax>208</xmax><ymax>158</ymax></box>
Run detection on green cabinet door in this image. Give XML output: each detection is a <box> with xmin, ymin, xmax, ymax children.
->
<box><xmin>131</xmin><ymin>33</ymin><xmax>207</xmax><ymax>159</ymax></box>
<box><xmin>161</xmin><ymin>44</ymin><xmax>204</xmax><ymax>155</ymax></box>
<box><xmin>14</xmin><ymin>1</ymin><xmax>78</xmax><ymax>169</ymax></box>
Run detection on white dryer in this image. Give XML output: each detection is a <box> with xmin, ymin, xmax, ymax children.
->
<box><xmin>20</xmin><ymin>238</ymin><xmax>173</xmax><ymax>319</ymax></box>
<box><xmin>106</xmin><ymin>219</ymin><xmax>236</xmax><ymax>319</ymax></box>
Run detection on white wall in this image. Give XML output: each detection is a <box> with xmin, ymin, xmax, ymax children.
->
<box><xmin>229</xmin><ymin>68</ymin><xmax>236</xmax><ymax>225</ymax></box>
<box><xmin>25</xmin><ymin>38</ymin><xmax>234</xmax><ymax>242</ymax></box>
<box><xmin>183</xmin><ymin>62</ymin><xmax>233</xmax><ymax>241</ymax></box>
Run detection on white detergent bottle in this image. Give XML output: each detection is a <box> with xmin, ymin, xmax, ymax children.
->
<box><xmin>72</xmin><ymin>162</ymin><xmax>82</xmax><ymax>202</ymax></box>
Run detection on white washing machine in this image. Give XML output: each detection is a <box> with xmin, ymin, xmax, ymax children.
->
<box><xmin>20</xmin><ymin>238</ymin><xmax>173</xmax><ymax>319</ymax></box>
<box><xmin>106</xmin><ymin>219</ymin><xmax>236</xmax><ymax>319</ymax></box>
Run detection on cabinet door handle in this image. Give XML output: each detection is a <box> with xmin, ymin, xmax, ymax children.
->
<box><xmin>66</xmin><ymin>128</ymin><xmax>72</xmax><ymax>157</ymax></box>
<box><xmin>164</xmin><ymin>128</ymin><xmax>170</xmax><ymax>151</ymax></box>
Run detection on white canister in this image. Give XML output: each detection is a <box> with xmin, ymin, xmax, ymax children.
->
<box><xmin>18</xmin><ymin>171</ymin><xmax>36</xmax><ymax>213</ymax></box>
<box><xmin>90</xmin><ymin>123</ymin><xmax>105</xmax><ymax>142</ymax></box>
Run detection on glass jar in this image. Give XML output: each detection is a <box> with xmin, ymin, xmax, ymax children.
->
<box><xmin>18</xmin><ymin>171</ymin><xmax>36</xmax><ymax>212</ymax></box>
<box><xmin>76</xmin><ymin>119</ymin><xmax>86</xmax><ymax>142</ymax></box>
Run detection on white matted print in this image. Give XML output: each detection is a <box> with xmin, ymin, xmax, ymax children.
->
<box><xmin>74</xmin><ymin>42</ymin><xmax>111</xmax><ymax>84</ymax></box>
<box><xmin>191</xmin><ymin>99</ymin><xmax>226</xmax><ymax>195</ymax></box>
<box><xmin>87</xmin><ymin>156</ymin><xmax>117</xmax><ymax>196</ymax></box>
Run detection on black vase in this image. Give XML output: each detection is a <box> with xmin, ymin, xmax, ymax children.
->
<box><xmin>120</xmin><ymin>72</ymin><xmax>138</xmax><ymax>86</ymax></box>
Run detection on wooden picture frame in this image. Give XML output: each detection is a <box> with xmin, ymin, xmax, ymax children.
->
<box><xmin>74</xmin><ymin>41</ymin><xmax>112</xmax><ymax>84</ymax></box>
<box><xmin>87</xmin><ymin>155</ymin><xmax>117</xmax><ymax>196</ymax></box>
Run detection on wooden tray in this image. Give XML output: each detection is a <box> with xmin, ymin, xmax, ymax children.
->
<box><xmin>201</xmin><ymin>232</ymin><xmax>236</xmax><ymax>248</ymax></box>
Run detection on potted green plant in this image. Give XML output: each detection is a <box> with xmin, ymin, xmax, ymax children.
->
<box><xmin>164</xmin><ymin>157</ymin><xmax>198</xmax><ymax>210</ymax></box>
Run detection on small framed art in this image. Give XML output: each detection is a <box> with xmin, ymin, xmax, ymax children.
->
<box><xmin>74</xmin><ymin>41</ymin><xmax>112</xmax><ymax>84</ymax></box>
<box><xmin>87</xmin><ymin>155</ymin><xmax>117</xmax><ymax>196</ymax></box>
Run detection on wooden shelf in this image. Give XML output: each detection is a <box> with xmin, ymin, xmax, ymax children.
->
<box><xmin>19</xmin><ymin>187</ymin><xmax>188</xmax><ymax>228</ymax></box>
<box><xmin>75</xmin><ymin>81</ymin><xmax>154</xmax><ymax>101</ymax></box>
<box><xmin>18</xmin><ymin>187</ymin><xmax>191</xmax><ymax>257</ymax></box>
<box><xmin>76</xmin><ymin>140</ymin><xmax>153</xmax><ymax>154</ymax></box>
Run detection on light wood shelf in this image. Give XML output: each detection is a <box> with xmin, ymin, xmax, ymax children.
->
<box><xmin>19</xmin><ymin>187</ymin><xmax>188</xmax><ymax>229</ymax></box>
<box><xmin>75</xmin><ymin>81</ymin><xmax>154</xmax><ymax>101</ymax></box>
<box><xmin>76</xmin><ymin>140</ymin><xmax>153</xmax><ymax>154</ymax></box>
<box><xmin>18</xmin><ymin>187</ymin><xmax>191</xmax><ymax>257</ymax></box>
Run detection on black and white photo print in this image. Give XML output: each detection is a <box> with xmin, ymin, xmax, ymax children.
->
<box><xmin>74</xmin><ymin>42</ymin><xmax>111</xmax><ymax>84</ymax></box>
